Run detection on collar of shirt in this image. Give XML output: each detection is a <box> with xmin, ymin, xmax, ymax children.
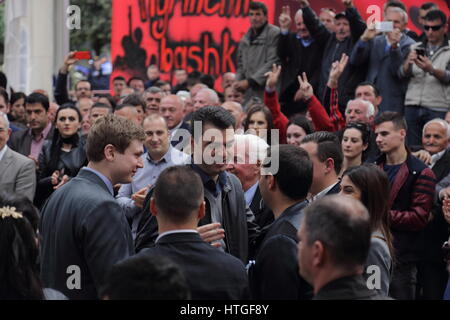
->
<box><xmin>244</xmin><ymin>181</ymin><xmax>259</xmax><ymax>206</ymax></box>
<box><xmin>310</xmin><ymin>181</ymin><xmax>339</xmax><ymax>202</ymax></box>
<box><xmin>147</xmin><ymin>146</ymin><xmax>173</xmax><ymax>165</ymax></box>
<box><xmin>430</xmin><ymin>148</ymin><xmax>447</xmax><ymax>168</ymax></box>
<box><xmin>296</xmin><ymin>34</ymin><xmax>314</xmax><ymax>47</ymax></box>
<box><xmin>29</xmin><ymin>122</ymin><xmax>51</xmax><ymax>142</ymax></box>
<box><xmin>0</xmin><ymin>145</ymin><xmax>8</xmax><ymax>162</ymax></box>
<box><xmin>155</xmin><ymin>229</ymin><xmax>199</xmax><ymax>243</ymax></box>
<box><xmin>82</xmin><ymin>167</ymin><xmax>114</xmax><ymax>196</ymax></box>
<box><xmin>169</xmin><ymin>121</ymin><xmax>184</xmax><ymax>138</ymax></box>
<box><xmin>190</xmin><ymin>163</ymin><xmax>227</xmax><ymax>197</ymax></box>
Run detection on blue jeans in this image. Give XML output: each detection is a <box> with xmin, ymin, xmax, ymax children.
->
<box><xmin>404</xmin><ymin>105</ymin><xmax>446</xmax><ymax>147</ymax></box>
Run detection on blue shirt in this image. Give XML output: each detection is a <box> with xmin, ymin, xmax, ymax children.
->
<box><xmin>244</xmin><ymin>182</ymin><xmax>259</xmax><ymax>206</ymax></box>
<box><xmin>383</xmin><ymin>164</ymin><xmax>402</xmax><ymax>184</ymax></box>
<box><xmin>83</xmin><ymin>167</ymin><xmax>114</xmax><ymax>196</ymax></box>
<box><xmin>190</xmin><ymin>163</ymin><xmax>227</xmax><ymax>198</ymax></box>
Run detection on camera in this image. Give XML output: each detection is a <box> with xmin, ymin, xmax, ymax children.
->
<box><xmin>415</xmin><ymin>47</ymin><xmax>426</xmax><ymax>57</ymax></box>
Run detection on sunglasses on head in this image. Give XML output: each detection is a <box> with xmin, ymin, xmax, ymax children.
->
<box><xmin>423</xmin><ymin>24</ymin><xmax>443</xmax><ymax>31</ymax></box>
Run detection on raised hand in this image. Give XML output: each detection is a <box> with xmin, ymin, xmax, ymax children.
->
<box><xmin>279</xmin><ymin>6</ymin><xmax>292</xmax><ymax>32</ymax></box>
<box><xmin>264</xmin><ymin>64</ymin><xmax>282</xmax><ymax>90</ymax></box>
<box><xmin>61</xmin><ymin>52</ymin><xmax>77</xmax><ymax>74</ymax></box>
<box><xmin>197</xmin><ymin>222</ymin><xmax>225</xmax><ymax>248</ymax></box>
<box><xmin>361</xmin><ymin>23</ymin><xmax>377</xmax><ymax>42</ymax></box>
<box><xmin>295</xmin><ymin>72</ymin><xmax>313</xmax><ymax>101</ymax></box>
<box><xmin>328</xmin><ymin>53</ymin><xmax>349</xmax><ymax>88</ymax></box>
<box><xmin>342</xmin><ymin>0</ymin><xmax>353</xmax><ymax>8</ymax></box>
<box><xmin>131</xmin><ymin>186</ymin><xmax>149</xmax><ymax>208</ymax></box>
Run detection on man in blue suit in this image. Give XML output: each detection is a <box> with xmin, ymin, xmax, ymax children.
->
<box><xmin>40</xmin><ymin>114</ymin><xmax>145</xmax><ymax>299</ymax></box>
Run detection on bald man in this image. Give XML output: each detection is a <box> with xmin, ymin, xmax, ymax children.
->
<box><xmin>222</xmin><ymin>101</ymin><xmax>245</xmax><ymax>129</ymax></box>
<box><xmin>193</xmin><ymin>88</ymin><xmax>220</xmax><ymax>111</ymax></box>
<box><xmin>160</xmin><ymin>95</ymin><xmax>190</xmax><ymax>148</ymax></box>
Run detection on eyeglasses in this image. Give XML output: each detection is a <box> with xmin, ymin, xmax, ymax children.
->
<box><xmin>423</xmin><ymin>24</ymin><xmax>443</xmax><ymax>31</ymax></box>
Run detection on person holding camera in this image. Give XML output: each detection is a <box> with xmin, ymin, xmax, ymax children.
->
<box><xmin>400</xmin><ymin>9</ymin><xmax>450</xmax><ymax>147</ymax></box>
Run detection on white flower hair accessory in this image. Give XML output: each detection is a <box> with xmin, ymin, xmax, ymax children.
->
<box><xmin>0</xmin><ymin>206</ymin><xmax>23</xmax><ymax>219</ymax></box>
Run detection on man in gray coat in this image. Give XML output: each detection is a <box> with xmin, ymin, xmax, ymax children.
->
<box><xmin>235</xmin><ymin>1</ymin><xmax>280</xmax><ymax>103</ymax></box>
<box><xmin>40</xmin><ymin>114</ymin><xmax>145</xmax><ymax>299</ymax></box>
<box><xmin>0</xmin><ymin>112</ymin><xmax>36</xmax><ymax>201</ymax></box>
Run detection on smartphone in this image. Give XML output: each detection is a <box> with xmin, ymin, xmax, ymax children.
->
<box><xmin>375</xmin><ymin>21</ymin><xmax>394</xmax><ymax>33</ymax></box>
<box><xmin>415</xmin><ymin>47</ymin><xmax>426</xmax><ymax>57</ymax></box>
<box><xmin>73</xmin><ymin>51</ymin><xmax>91</xmax><ymax>60</ymax></box>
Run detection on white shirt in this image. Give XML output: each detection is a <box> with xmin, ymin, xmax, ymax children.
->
<box><xmin>309</xmin><ymin>181</ymin><xmax>340</xmax><ymax>203</ymax></box>
<box><xmin>155</xmin><ymin>229</ymin><xmax>199</xmax><ymax>243</ymax></box>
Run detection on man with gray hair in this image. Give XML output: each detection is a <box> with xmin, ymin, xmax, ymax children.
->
<box><xmin>193</xmin><ymin>88</ymin><xmax>220</xmax><ymax>111</ymax></box>
<box><xmin>0</xmin><ymin>112</ymin><xmax>36</xmax><ymax>201</ymax></box>
<box><xmin>350</xmin><ymin>7</ymin><xmax>415</xmax><ymax>114</ymax></box>
<box><xmin>345</xmin><ymin>99</ymin><xmax>376</xmax><ymax>125</ymax></box>
<box><xmin>226</xmin><ymin>134</ymin><xmax>272</xmax><ymax>231</ymax></box>
<box><xmin>298</xmin><ymin>195</ymin><xmax>389</xmax><ymax>299</ymax></box>
<box><xmin>222</xmin><ymin>101</ymin><xmax>245</xmax><ymax>129</ymax></box>
<box><xmin>143</xmin><ymin>86</ymin><xmax>163</xmax><ymax>115</ymax></box>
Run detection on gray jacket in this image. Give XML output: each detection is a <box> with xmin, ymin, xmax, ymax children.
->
<box><xmin>236</xmin><ymin>23</ymin><xmax>280</xmax><ymax>101</ymax></box>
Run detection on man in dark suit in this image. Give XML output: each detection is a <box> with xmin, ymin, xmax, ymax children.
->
<box><xmin>298</xmin><ymin>195</ymin><xmax>389</xmax><ymax>300</ymax></box>
<box><xmin>40</xmin><ymin>114</ymin><xmax>145</xmax><ymax>299</ymax></box>
<box><xmin>137</xmin><ymin>166</ymin><xmax>250</xmax><ymax>299</ymax></box>
<box><xmin>300</xmin><ymin>131</ymin><xmax>343</xmax><ymax>201</ymax></box>
<box><xmin>249</xmin><ymin>145</ymin><xmax>313</xmax><ymax>299</ymax></box>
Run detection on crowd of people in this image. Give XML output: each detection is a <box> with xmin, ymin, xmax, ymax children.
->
<box><xmin>1</xmin><ymin>0</ymin><xmax>450</xmax><ymax>301</ymax></box>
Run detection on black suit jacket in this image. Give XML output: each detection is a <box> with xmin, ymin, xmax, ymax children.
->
<box><xmin>139</xmin><ymin>232</ymin><xmax>250</xmax><ymax>300</ymax></box>
<box><xmin>8</xmin><ymin>126</ymin><xmax>54</xmax><ymax>157</ymax></box>
<box><xmin>249</xmin><ymin>200</ymin><xmax>313</xmax><ymax>300</ymax></box>
<box><xmin>39</xmin><ymin>169</ymin><xmax>134</xmax><ymax>299</ymax></box>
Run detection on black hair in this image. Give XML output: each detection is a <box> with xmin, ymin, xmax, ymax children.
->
<box><xmin>91</xmin><ymin>102</ymin><xmax>113</xmax><ymax>113</ymax></box>
<box><xmin>301</xmin><ymin>131</ymin><xmax>343</xmax><ymax>175</ymax></box>
<box><xmin>303</xmin><ymin>195</ymin><xmax>372</xmax><ymax>269</ymax></box>
<box><xmin>424</xmin><ymin>9</ymin><xmax>447</xmax><ymax>25</ymax></box>
<box><xmin>0</xmin><ymin>87</ymin><xmax>9</xmax><ymax>104</ymax></box>
<box><xmin>101</xmin><ymin>254</ymin><xmax>190</xmax><ymax>300</ymax></box>
<box><xmin>26</xmin><ymin>92</ymin><xmax>49</xmax><ymax>111</ymax></box>
<box><xmin>356</xmin><ymin>81</ymin><xmax>380</xmax><ymax>97</ymax></box>
<box><xmin>374</xmin><ymin>111</ymin><xmax>407</xmax><ymax>130</ymax></box>
<box><xmin>288</xmin><ymin>114</ymin><xmax>314</xmax><ymax>135</ymax></box>
<box><xmin>0</xmin><ymin>71</ymin><xmax>7</xmax><ymax>89</ymax></box>
<box><xmin>10</xmin><ymin>92</ymin><xmax>27</xmax><ymax>106</ymax></box>
<box><xmin>244</xmin><ymin>104</ymin><xmax>275</xmax><ymax>144</ymax></box>
<box><xmin>190</xmin><ymin>106</ymin><xmax>235</xmax><ymax>136</ymax></box>
<box><xmin>113</xmin><ymin>76</ymin><xmax>126</xmax><ymax>82</ymax></box>
<box><xmin>263</xmin><ymin>145</ymin><xmax>313</xmax><ymax>201</ymax></box>
<box><xmin>122</xmin><ymin>93</ymin><xmax>146</xmax><ymax>112</ymax></box>
<box><xmin>0</xmin><ymin>192</ymin><xmax>44</xmax><ymax>300</ymax></box>
<box><xmin>127</xmin><ymin>76</ymin><xmax>145</xmax><ymax>87</ymax></box>
<box><xmin>420</xmin><ymin>2</ymin><xmax>439</xmax><ymax>11</ymax></box>
<box><xmin>95</xmin><ymin>93</ymin><xmax>117</xmax><ymax>110</ymax></box>
<box><xmin>200</xmin><ymin>74</ymin><xmax>215</xmax><ymax>89</ymax></box>
<box><xmin>249</xmin><ymin>1</ymin><xmax>268</xmax><ymax>15</ymax></box>
<box><xmin>384</xmin><ymin>0</ymin><xmax>407</xmax><ymax>12</ymax></box>
<box><xmin>153</xmin><ymin>166</ymin><xmax>204</xmax><ymax>223</ymax></box>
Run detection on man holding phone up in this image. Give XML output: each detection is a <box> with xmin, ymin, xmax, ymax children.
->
<box><xmin>350</xmin><ymin>7</ymin><xmax>415</xmax><ymax>115</ymax></box>
<box><xmin>400</xmin><ymin>10</ymin><xmax>450</xmax><ymax>147</ymax></box>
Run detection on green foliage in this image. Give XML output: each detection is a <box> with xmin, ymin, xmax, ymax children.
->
<box><xmin>69</xmin><ymin>0</ymin><xmax>111</xmax><ymax>56</ymax></box>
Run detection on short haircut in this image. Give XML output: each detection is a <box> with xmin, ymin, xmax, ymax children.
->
<box><xmin>114</xmin><ymin>103</ymin><xmax>138</xmax><ymax>112</ymax></box>
<box><xmin>263</xmin><ymin>145</ymin><xmax>313</xmax><ymax>201</ymax></box>
<box><xmin>95</xmin><ymin>93</ymin><xmax>116</xmax><ymax>110</ymax></box>
<box><xmin>424</xmin><ymin>9</ymin><xmax>447</xmax><ymax>25</ymax></box>
<box><xmin>100</xmin><ymin>254</ymin><xmax>190</xmax><ymax>300</ymax></box>
<box><xmin>127</xmin><ymin>76</ymin><xmax>145</xmax><ymax>87</ymax></box>
<box><xmin>384</xmin><ymin>0</ymin><xmax>406</xmax><ymax>12</ymax></box>
<box><xmin>153</xmin><ymin>166</ymin><xmax>204</xmax><ymax>223</ymax></box>
<box><xmin>421</xmin><ymin>2</ymin><xmax>438</xmax><ymax>11</ymax></box>
<box><xmin>249</xmin><ymin>1</ymin><xmax>268</xmax><ymax>15</ymax></box>
<box><xmin>423</xmin><ymin>118</ymin><xmax>450</xmax><ymax>138</ymax></box>
<box><xmin>91</xmin><ymin>102</ymin><xmax>113</xmax><ymax>113</ymax></box>
<box><xmin>301</xmin><ymin>131</ymin><xmax>343</xmax><ymax>175</ymax></box>
<box><xmin>0</xmin><ymin>87</ymin><xmax>9</xmax><ymax>103</ymax></box>
<box><xmin>198</xmin><ymin>88</ymin><xmax>220</xmax><ymax>104</ymax></box>
<box><xmin>374</xmin><ymin>111</ymin><xmax>407</xmax><ymax>131</ymax></box>
<box><xmin>75</xmin><ymin>80</ymin><xmax>91</xmax><ymax>90</ymax></box>
<box><xmin>356</xmin><ymin>81</ymin><xmax>380</xmax><ymax>97</ymax></box>
<box><xmin>26</xmin><ymin>92</ymin><xmax>49</xmax><ymax>111</ymax></box>
<box><xmin>190</xmin><ymin>106</ymin><xmax>235</xmax><ymax>136</ymax></box>
<box><xmin>86</xmin><ymin>114</ymin><xmax>145</xmax><ymax>162</ymax></box>
<box><xmin>303</xmin><ymin>195</ymin><xmax>371</xmax><ymax>269</ymax></box>
<box><xmin>387</xmin><ymin>7</ymin><xmax>408</xmax><ymax>24</ymax></box>
<box><xmin>145</xmin><ymin>86</ymin><xmax>163</xmax><ymax>94</ymax></box>
<box><xmin>122</xmin><ymin>93</ymin><xmax>146</xmax><ymax>111</ymax></box>
<box><xmin>113</xmin><ymin>76</ymin><xmax>126</xmax><ymax>82</ymax></box>
<box><xmin>346</xmin><ymin>99</ymin><xmax>375</xmax><ymax>118</ymax></box>
<box><xmin>233</xmin><ymin>133</ymin><xmax>269</xmax><ymax>162</ymax></box>
<box><xmin>143</xmin><ymin>113</ymin><xmax>168</xmax><ymax>129</ymax></box>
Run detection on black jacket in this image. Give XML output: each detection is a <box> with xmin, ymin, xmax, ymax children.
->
<box><xmin>314</xmin><ymin>275</ymin><xmax>391</xmax><ymax>300</ymax></box>
<box><xmin>134</xmin><ymin>165</ymin><xmax>260</xmax><ymax>264</ymax></box>
<box><xmin>139</xmin><ymin>232</ymin><xmax>250</xmax><ymax>300</ymax></box>
<box><xmin>249</xmin><ymin>200</ymin><xmax>313</xmax><ymax>300</ymax></box>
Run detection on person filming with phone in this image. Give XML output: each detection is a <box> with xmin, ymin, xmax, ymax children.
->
<box><xmin>400</xmin><ymin>9</ymin><xmax>450</xmax><ymax>147</ymax></box>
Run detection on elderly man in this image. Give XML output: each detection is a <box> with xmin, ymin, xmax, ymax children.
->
<box><xmin>235</xmin><ymin>1</ymin><xmax>280</xmax><ymax>103</ymax></box>
<box><xmin>222</xmin><ymin>101</ymin><xmax>245</xmax><ymax>130</ymax></box>
<box><xmin>143</xmin><ymin>87</ymin><xmax>163</xmax><ymax>115</ymax></box>
<box><xmin>350</xmin><ymin>7</ymin><xmax>415</xmax><ymax>114</ymax></box>
<box><xmin>159</xmin><ymin>95</ymin><xmax>190</xmax><ymax>148</ymax></box>
<box><xmin>0</xmin><ymin>112</ymin><xmax>36</xmax><ymax>201</ymax></box>
<box><xmin>193</xmin><ymin>88</ymin><xmax>220</xmax><ymax>111</ymax></box>
<box><xmin>116</xmin><ymin>114</ymin><xmax>189</xmax><ymax>239</ymax></box>
<box><xmin>76</xmin><ymin>97</ymin><xmax>94</xmax><ymax>119</ymax></box>
<box><xmin>412</xmin><ymin>118</ymin><xmax>450</xmax><ymax>299</ymax></box>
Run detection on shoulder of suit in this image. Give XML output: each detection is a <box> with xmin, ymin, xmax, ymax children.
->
<box><xmin>6</xmin><ymin>148</ymin><xmax>34</xmax><ymax>165</ymax></box>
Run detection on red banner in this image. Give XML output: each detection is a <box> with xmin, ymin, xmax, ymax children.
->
<box><xmin>111</xmin><ymin>0</ymin><xmax>449</xmax><ymax>90</ymax></box>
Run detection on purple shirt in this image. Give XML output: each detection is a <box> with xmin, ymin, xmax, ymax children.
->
<box><xmin>30</xmin><ymin>122</ymin><xmax>52</xmax><ymax>159</ymax></box>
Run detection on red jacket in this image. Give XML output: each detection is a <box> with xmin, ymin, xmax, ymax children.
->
<box><xmin>264</xmin><ymin>91</ymin><xmax>287</xmax><ymax>144</ymax></box>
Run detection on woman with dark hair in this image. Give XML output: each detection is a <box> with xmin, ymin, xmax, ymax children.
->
<box><xmin>35</xmin><ymin>103</ymin><xmax>87</xmax><ymax>208</ymax></box>
<box><xmin>286</xmin><ymin>114</ymin><xmax>314</xmax><ymax>147</ymax></box>
<box><xmin>244</xmin><ymin>104</ymin><xmax>275</xmax><ymax>145</ymax></box>
<box><xmin>340</xmin><ymin>122</ymin><xmax>370</xmax><ymax>176</ymax></box>
<box><xmin>0</xmin><ymin>192</ymin><xmax>66</xmax><ymax>299</ymax></box>
<box><xmin>339</xmin><ymin>164</ymin><xmax>394</xmax><ymax>296</ymax></box>
<box><xmin>9</xmin><ymin>92</ymin><xmax>27</xmax><ymax>128</ymax></box>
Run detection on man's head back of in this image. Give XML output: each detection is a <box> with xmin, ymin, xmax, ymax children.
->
<box><xmin>248</xmin><ymin>1</ymin><xmax>268</xmax><ymax>31</ymax></box>
<box><xmin>151</xmin><ymin>166</ymin><xmax>205</xmax><ymax>232</ymax></box>
<box><xmin>422</xmin><ymin>118</ymin><xmax>450</xmax><ymax>155</ymax></box>
<box><xmin>25</xmin><ymin>92</ymin><xmax>49</xmax><ymax>132</ymax></box>
<box><xmin>300</xmin><ymin>132</ymin><xmax>342</xmax><ymax>196</ymax></box>
<box><xmin>159</xmin><ymin>94</ymin><xmax>185</xmax><ymax>130</ymax></box>
<box><xmin>143</xmin><ymin>114</ymin><xmax>170</xmax><ymax>160</ymax></box>
<box><xmin>374</xmin><ymin>111</ymin><xmax>407</xmax><ymax>157</ymax></box>
<box><xmin>298</xmin><ymin>195</ymin><xmax>371</xmax><ymax>294</ymax></box>
<box><xmin>191</xmin><ymin>106</ymin><xmax>235</xmax><ymax>178</ymax></box>
<box><xmin>345</xmin><ymin>99</ymin><xmax>375</xmax><ymax>125</ymax></box>
<box><xmin>86</xmin><ymin>114</ymin><xmax>145</xmax><ymax>185</ymax></box>
<box><xmin>260</xmin><ymin>145</ymin><xmax>312</xmax><ymax>216</ymax></box>
<box><xmin>101</xmin><ymin>254</ymin><xmax>190</xmax><ymax>300</ymax></box>
<box><xmin>423</xmin><ymin>9</ymin><xmax>447</xmax><ymax>46</ymax></box>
